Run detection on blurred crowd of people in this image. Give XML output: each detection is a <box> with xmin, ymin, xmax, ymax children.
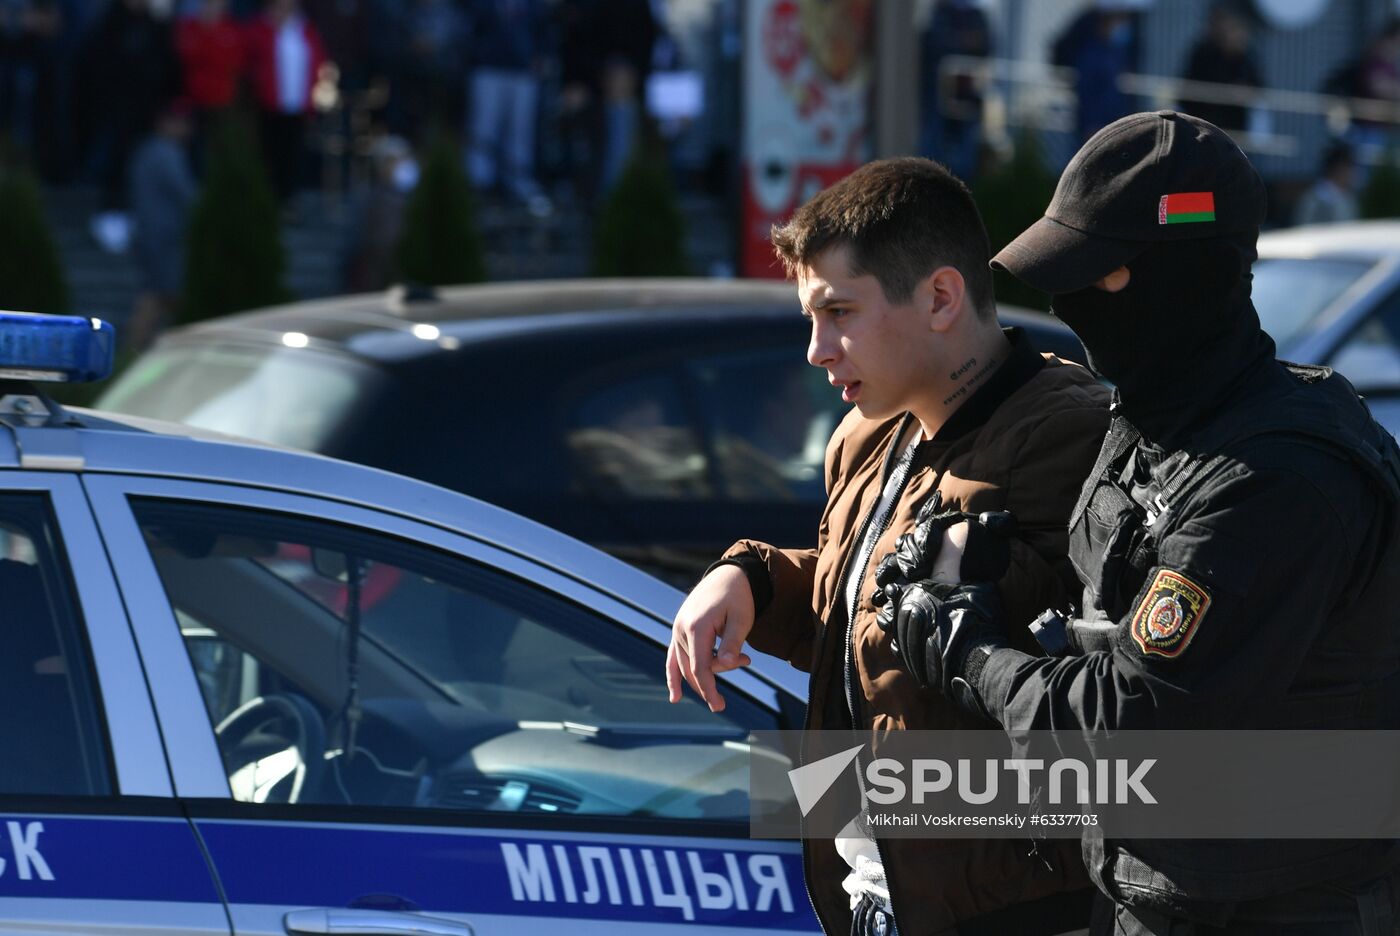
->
<box><xmin>0</xmin><ymin>0</ymin><xmax>671</xmax><ymax>218</ymax></box>
<box><xmin>8</xmin><ymin>0</ymin><xmax>1400</xmax><ymax>343</ymax></box>
<box><xmin>922</xmin><ymin>0</ymin><xmax>1398</xmax><ymax>228</ymax></box>
<box><xmin>0</xmin><ymin>0</ymin><xmax>680</xmax><ymax>344</ymax></box>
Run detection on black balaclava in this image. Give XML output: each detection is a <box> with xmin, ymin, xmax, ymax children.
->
<box><xmin>1050</xmin><ymin>232</ymin><xmax>1277</xmax><ymax>445</ymax></box>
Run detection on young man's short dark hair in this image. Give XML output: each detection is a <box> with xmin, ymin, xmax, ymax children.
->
<box><xmin>770</xmin><ymin>157</ymin><xmax>997</xmax><ymax>318</ymax></box>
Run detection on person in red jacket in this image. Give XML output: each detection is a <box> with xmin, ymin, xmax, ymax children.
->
<box><xmin>177</xmin><ymin>0</ymin><xmax>243</xmax><ymax>111</ymax></box>
<box><xmin>242</xmin><ymin>0</ymin><xmax>326</xmax><ymax>201</ymax></box>
<box><xmin>176</xmin><ymin>0</ymin><xmax>244</xmax><ymax>170</ymax></box>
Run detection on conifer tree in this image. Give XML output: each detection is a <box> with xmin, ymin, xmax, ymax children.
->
<box><xmin>0</xmin><ymin>159</ymin><xmax>70</xmax><ymax>316</ymax></box>
<box><xmin>182</xmin><ymin>112</ymin><xmax>288</xmax><ymax>323</ymax></box>
<box><xmin>1360</xmin><ymin>152</ymin><xmax>1400</xmax><ymax>219</ymax></box>
<box><xmin>592</xmin><ymin>135</ymin><xmax>689</xmax><ymax>277</ymax></box>
<box><xmin>973</xmin><ymin>132</ymin><xmax>1058</xmax><ymax>312</ymax></box>
<box><xmin>396</xmin><ymin>137</ymin><xmax>487</xmax><ymax>286</ymax></box>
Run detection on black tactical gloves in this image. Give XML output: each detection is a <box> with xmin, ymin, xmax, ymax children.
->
<box><xmin>884</xmin><ymin>579</ymin><xmax>1002</xmax><ymax>687</ymax></box>
<box><xmin>871</xmin><ymin>494</ymin><xmax>1016</xmax><ymax>632</ymax></box>
<box><xmin>872</xmin><ymin>494</ymin><xmax>965</xmax><ymax>628</ymax></box>
<box><xmin>871</xmin><ymin>496</ymin><xmax>1017</xmax><ymax>718</ymax></box>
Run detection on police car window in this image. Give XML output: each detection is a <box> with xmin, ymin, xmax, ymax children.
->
<box><xmin>0</xmin><ymin>496</ymin><xmax>111</xmax><ymax>797</ymax></box>
<box><xmin>97</xmin><ymin>344</ymin><xmax>379</xmax><ymax>450</ymax></box>
<box><xmin>132</xmin><ymin>500</ymin><xmax>779</xmax><ymax>819</ymax></box>
<box><xmin>566</xmin><ymin>373</ymin><xmax>713</xmax><ymax>500</ymax></box>
<box><xmin>689</xmin><ymin>349</ymin><xmax>843</xmax><ymax>502</ymax></box>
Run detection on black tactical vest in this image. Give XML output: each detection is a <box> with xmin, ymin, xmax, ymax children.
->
<box><xmin>1072</xmin><ymin>365</ymin><xmax>1400</xmax><ymax>910</ymax></box>
<box><xmin>1070</xmin><ymin>364</ymin><xmax>1400</xmax><ymax>640</ymax></box>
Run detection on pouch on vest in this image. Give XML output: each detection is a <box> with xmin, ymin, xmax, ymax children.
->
<box><xmin>1070</xmin><ymin>478</ymin><xmax>1157</xmax><ymax>622</ymax></box>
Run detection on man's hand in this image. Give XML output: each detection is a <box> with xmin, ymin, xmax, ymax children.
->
<box><xmin>875</xmin><ymin>493</ymin><xmax>957</xmax><ymax>574</ymax></box>
<box><xmin>871</xmin><ymin>507</ymin><xmax>1017</xmax><ymax>717</ymax></box>
<box><xmin>872</xmin><ymin>498</ymin><xmax>1015</xmax><ymax>632</ymax></box>
<box><xmin>886</xmin><ymin>580</ymin><xmax>1003</xmax><ymax>695</ymax></box>
<box><xmin>667</xmin><ymin>564</ymin><xmax>755</xmax><ymax>713</ymax></box>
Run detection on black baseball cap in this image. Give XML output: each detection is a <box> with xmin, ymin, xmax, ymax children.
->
<box><xmin>990</xmin><ymin>111</ymin><xmax>1267</xmax><ymax>294</ymax></box>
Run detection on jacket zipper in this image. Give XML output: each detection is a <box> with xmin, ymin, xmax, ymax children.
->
<box><xmin>844</xmin><ymin>425</ymin><xmax>919</xmax><ymax>928</ymax></box>
<box><xmin>799</xmin><ymin>459</ymin><xmax>884</xmax><ymax>934</ymax></box>
<box><xmin>800</xmin><ymin>414</ymin><xmax>916</xmax><ymax>935</ymax></box>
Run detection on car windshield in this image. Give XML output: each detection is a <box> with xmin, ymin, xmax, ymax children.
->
<box><xmin>98</xmin><ymin>344</ymin><xmax>377</xmax><ymax>450</ymax></box>
<box><xmin>1251</xmin><ymin>257</ymin><xmax>1377</xmax><ymax>350</ymax></box>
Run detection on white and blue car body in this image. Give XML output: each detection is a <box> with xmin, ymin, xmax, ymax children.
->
<box><xmin>0</xmin><ymin>312</ymin><xmax>817</xmax><ymax>935</ymax></box>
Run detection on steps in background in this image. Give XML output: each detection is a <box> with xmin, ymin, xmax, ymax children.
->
<box><xmin>42</xmin><ymin>183</ymin><xmax>739</xmax><ymax>333</ymax></box>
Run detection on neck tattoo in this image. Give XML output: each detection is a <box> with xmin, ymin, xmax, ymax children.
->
<box><xmin>941</xmin><ymin>355</ymin><xmax>999</xmax><ymax>407</ymax></box>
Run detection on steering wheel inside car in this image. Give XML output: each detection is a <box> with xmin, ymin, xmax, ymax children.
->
<box><xmin>214</xmin><ymin>693</ymin><xmax>327</xmax><ymax>804</ymax></box>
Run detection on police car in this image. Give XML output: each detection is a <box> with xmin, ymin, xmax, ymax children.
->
<box><xmin>0</xmin><ymin>312</ymin><xmax>817</xmax><ymax>934</ymax></box>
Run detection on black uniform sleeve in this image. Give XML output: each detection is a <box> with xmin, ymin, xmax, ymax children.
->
<box><xmin>976</xmin><ymin>443</ymin><xmax>1371</xmax><ymax>731</ymax></box>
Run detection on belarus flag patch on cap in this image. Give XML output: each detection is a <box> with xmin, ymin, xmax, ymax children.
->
<box><xmin>1158</xmin><ymin>192</ymin><xmax>1216</xmax><ymax>225</ymax></box>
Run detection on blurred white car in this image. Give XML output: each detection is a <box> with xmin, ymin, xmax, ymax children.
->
<box><xmin>1255</xmin><ymin>222</ymin><xmax>1400</xmax><ymax>433</ymax></box>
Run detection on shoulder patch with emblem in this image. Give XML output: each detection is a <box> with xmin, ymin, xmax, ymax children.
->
<box><xmin>1131</xmin><ymin>569</ymin><xmax>1211</xmax><ymax>658</ymax></box>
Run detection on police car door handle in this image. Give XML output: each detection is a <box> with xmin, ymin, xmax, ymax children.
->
<box><xmin>284</xmin><ymin>909</ymin><xmax>476</xmax><ymax>936</ymax></box>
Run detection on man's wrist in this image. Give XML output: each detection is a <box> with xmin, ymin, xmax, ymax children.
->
<box><xmin>940</xmin><ymin>584</ymin><xmax>1009</xmax><ymax>721</ymax></box>
<box><xmin>704</xmin><ymin>555</ymin><xmax>773</xmax><ymax>616</ymax></box>
<box><xmin>959</xmin><ymin>641</ymin><xmax>996</xmax><ymax>695</ymax></box>
<box><xmin>963</xmin><ymin>645</ymin><xmax>1030</xmax><ymax>725</ymax></box>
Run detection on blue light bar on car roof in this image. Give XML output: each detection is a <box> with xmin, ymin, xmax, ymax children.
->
<box><xmin>0</xmin><ymin>311</ymin><xmax>115</xmax><ymax>383</ymax></box>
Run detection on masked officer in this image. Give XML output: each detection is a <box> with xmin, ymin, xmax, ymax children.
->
<box><xmin>871</xmin><ymin>111</ymin><xmax>1400</xmax><ymax>934</ymax></box>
